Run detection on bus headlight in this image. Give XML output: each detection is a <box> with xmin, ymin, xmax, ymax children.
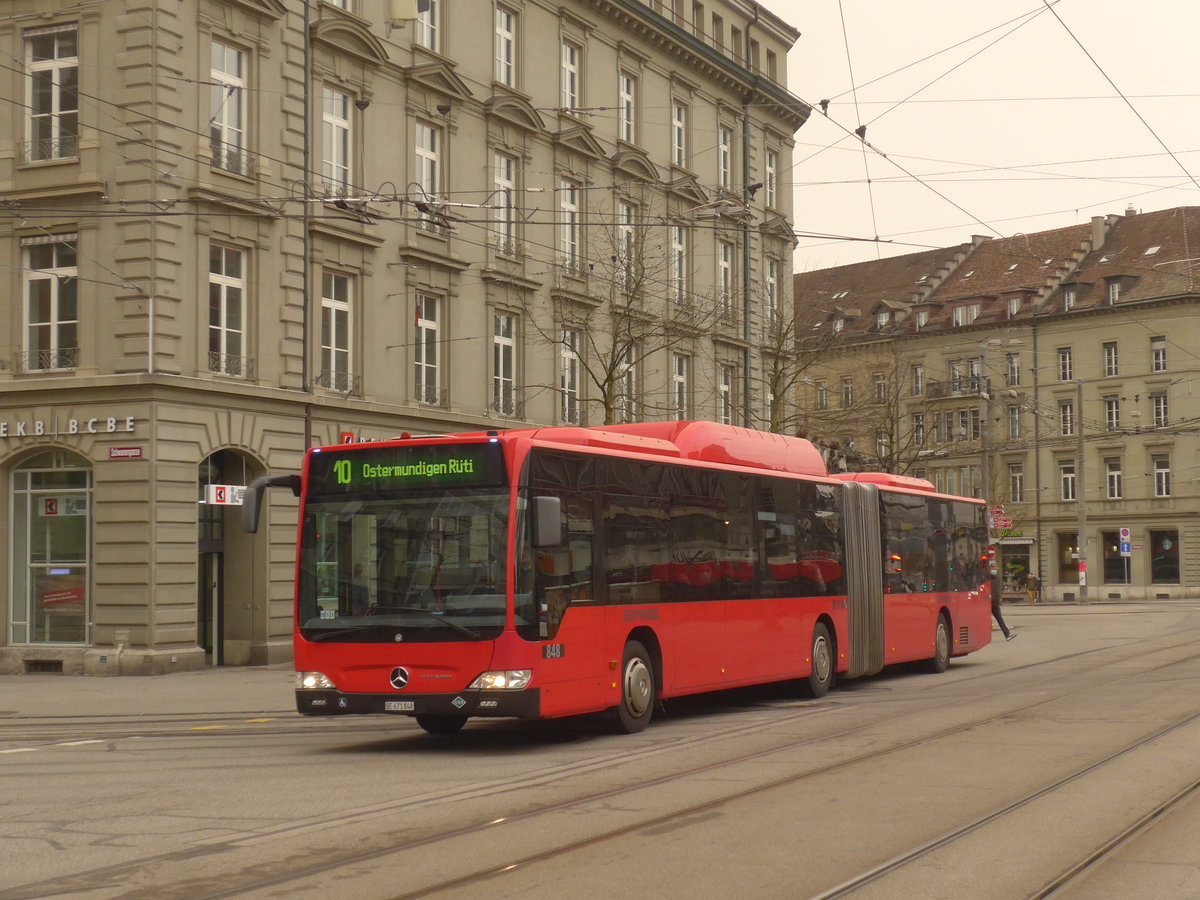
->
<box><xmin>469</xmin><ymin>670</ymin><xmax>532</xmax><ymax>690</ymax></box>
<box><xmin>296</xmin><ymin>671</ymin><xmax>337</xmax><ymax>690</ymax></box>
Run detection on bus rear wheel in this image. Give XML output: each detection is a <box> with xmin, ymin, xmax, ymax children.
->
<box><xmin>926</xmin><ymin>614</ymin><xmax>951</xmax><ymax>674</ymax></box>
<box><xmin>415</xmin><ymin>714</ymin><xmax>467</xmax><ymax>735</ymax></box>
<box><xmin>801</xmin><ymin>622</ymin><xmax>834</xmax><ymax>698</ymax></box>
<box><xmin>614</xmin><ymin>640</ymin><xmax>656</xmax><ymax>733</ymax></box>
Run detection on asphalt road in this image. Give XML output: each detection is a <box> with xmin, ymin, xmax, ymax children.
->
<box><xmin>2</xmin><ymin>602</ymin><xmax>1199</xmax><ymax>899</ymax></box>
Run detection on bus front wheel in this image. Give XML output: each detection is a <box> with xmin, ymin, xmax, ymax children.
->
<box><xmin>926</xmin><ymin>614</ymin><xmax>951</xmax><ymax>674</ymax></box>
<box><xmin>614</xmin><ymin>640</ymin><xmax>656</xmax><ymax>733</ymax></box>
<box><xmin>801</xmin><ymin>622</ymin><xmax>834</xmax><ymax>698</ymax></box>
<box><xmin>415</xmin><ymin>714</ymin><xmax>467</xmax><ymax>735</ymax></box>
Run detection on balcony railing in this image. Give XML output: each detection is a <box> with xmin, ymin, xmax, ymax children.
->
<box><xmin>210</xmin><ymin>141</ymin><xmax>255</xmax><ymax>177</ymax></box>
<box><xmin>315</xmin><ymin>369</ymin><xmax>361</xmax><ymax>395</ymax></box>
<box><xmin>21</xmin><ymin>135</ymin><xmax>79</xmax><ymax>164</ymax></box>
<box><xmin>489</xmin><ymin>393</ymin><xmax>524</xmax><ymax>418</ymax></box>
<box><xmin>18</xmin><ymin>348</ymin><xmax>77</xmax><ymax>372</ymax></box>
<box><xmin>208</xmin><ymin>352</ymin><xmax>255</xmax><ymax>379</ymax></box>
<box><xmin>415</xmin><ymin>382</ymin><xmax>448</xmax><ymax>407</ymax></box>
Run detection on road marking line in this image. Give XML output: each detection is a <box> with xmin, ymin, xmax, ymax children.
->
<box><xmin>57</xmin><ymin>740</ymin><xmax>104</xmax><ymax>746</ymax></box>
<box><xmin>190</xmin><ymin>725</ymin><xmax>229</xmax><ymax>731</ymax></box>
<box><xmin>1</xmin><ymin>748</ymin><xmax>37</xmax><ymax>754</ymax></box>
<box><xmin>244</xmin><ymin>718</ymin><xmax>277</xmax><ymax>723</ymax></box>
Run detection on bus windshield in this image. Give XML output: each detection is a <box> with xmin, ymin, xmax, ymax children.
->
<box><xmin>296</xmin><ymin>442</ymin><xmax>510</xmax><ymax>643</ymax></box>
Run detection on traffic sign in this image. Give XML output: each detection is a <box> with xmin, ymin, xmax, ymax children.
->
<box><xmin>1120</xmin><ymin>541</ymin><xmax>1131</xmax><ymax>557</ymax></box>
<box><xmin>988</xmin><ymin>516</ymin><xmax>1013</xmax><ymax>529</ymax></box>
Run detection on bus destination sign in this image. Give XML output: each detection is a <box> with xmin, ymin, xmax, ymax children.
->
<box><xmin>307</xmin><ymin>443</ymin><xmax>507</xmax><ymax>495</ymax></box>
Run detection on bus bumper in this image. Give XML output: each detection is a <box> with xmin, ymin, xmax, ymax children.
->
<box><xmin>295</xmin><ymin>688</ymin><xmax>541</xmax><ymax>718</ymax></box>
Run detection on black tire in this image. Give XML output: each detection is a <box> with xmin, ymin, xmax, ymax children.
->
<box><xmin>801</xmin><ymin>622</ymin><xmax>834</xmax><ymax>698</ymax></box>
<box><xmin>614</xmin><ymin>640</ymin><xmax>656</xmax><ymax>733</ymax></box>
<box><xmin>926</xmin><ymin>614</ymin><xmax>951</xmax><ymax>674</ymax></box>
<box><xmin>414</xmin><ymin>714</ymin><xmax>467</xmax><ymax>735</ymax></box>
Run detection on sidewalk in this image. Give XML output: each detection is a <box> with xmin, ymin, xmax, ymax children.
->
<box><xmin>0</xmin><ymin>663</ymin><xmax>297</xmax><ymax>719</ymax></box>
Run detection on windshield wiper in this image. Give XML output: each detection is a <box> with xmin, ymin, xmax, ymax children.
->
<box><xmin>369</xmin><ymin>606</ymin><xmax>481</xmax><ymax>640</ymax></box>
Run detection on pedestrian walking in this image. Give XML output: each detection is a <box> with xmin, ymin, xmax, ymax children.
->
<box><xmin>992</xmin><ymin>595</ymin><xmax>1016</xmax><ymax>641</ymax></box>
<box><xmin>1025</xmin><ymin>572</ymin><xmax>1039</xmax><ymax>606</ymax></box>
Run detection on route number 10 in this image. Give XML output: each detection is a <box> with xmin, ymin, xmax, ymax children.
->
<box><xmin>333</xmin><ymin>459</ymin><xmax>352</xmax><ymax>484</ymax></box>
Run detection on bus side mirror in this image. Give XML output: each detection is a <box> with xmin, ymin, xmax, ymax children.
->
<box><xmin>533</xmin><ymin>495</ymin><xmax>563</xmax><ymax>547</ymax></box>
<box><xmin>242</xmin><ymin>474</ymin><xmax>301</xmax><ymax>533</ymax></box>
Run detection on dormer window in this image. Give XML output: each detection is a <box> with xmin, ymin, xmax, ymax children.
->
<box><xmin>1063</xmin><ymin>285</ymin><xmax>1076</xmax><ymax>310</ymax></box>
<box><xmin>831</xmin><ymin>318</ymin><xmax>844</xmax><ymax>333</ymax></box>
<box><xmin>1007</xmin><ymin>296</ymin><xmax>1021</xmax><ymax>317</ymax></box>
<box><xmin>1106</xmin><ymin>278</ymin><xmax>1122</xmax><ymax>304</ymax></box>
<box><xmin>915</xmin><ymin>309</ymin><xmax>929</xmax><ymax>329</ymax></box>
<box><xmin>952</xmin><ymin>303</ymin><xmax>980</xmax><ymax>327</ymax></box>
<box><xmin>876</xmin><ymin>311</ymin><xmax>892</xmax><ymax>329</ymax></box>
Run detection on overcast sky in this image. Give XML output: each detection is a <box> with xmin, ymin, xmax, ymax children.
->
<box><xmin>764</xmin><ymin>0</ymin><xmax>1200</xmax><ymax>272</ymax></box>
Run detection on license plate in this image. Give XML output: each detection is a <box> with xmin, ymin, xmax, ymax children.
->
<box><xmin>384</xmin><ymin>700</ymin><xmax>415</xmax><ymax>712</ymax></box>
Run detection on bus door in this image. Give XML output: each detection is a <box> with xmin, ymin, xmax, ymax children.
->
<box><xmin>840</xmin><ymin>481</ymin><xmax>885</xmax><ymax>678</ymax></box>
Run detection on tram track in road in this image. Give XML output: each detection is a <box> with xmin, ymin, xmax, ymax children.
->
<box><xmin>6</xmin><ymin>632</ymin><xmax>1195</xmax><ymax>900</ymax></box>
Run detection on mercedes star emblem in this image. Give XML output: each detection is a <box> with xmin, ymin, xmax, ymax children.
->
<box><xmin>389</xmin><ymin>667</ymin><xmax>410</xmax><ymax>690</ymax></box>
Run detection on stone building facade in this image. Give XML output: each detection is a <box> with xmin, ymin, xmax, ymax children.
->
<box><xmin>0</xmin><ymin>0</ymin><xmax>808</xmax><ymax>673</ymax></box>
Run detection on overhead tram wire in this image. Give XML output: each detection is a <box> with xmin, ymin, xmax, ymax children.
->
<box><xmin>1040</xmin><ymin>0</ymin><xmax>1200</xmax><ymax>193</ymax></box>
<box><xmin>837</xmin><ymin>0</ymin><xmax>880</xmax><ymax>259</ymax></box>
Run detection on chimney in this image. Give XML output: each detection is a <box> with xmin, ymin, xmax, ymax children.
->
<box><xmin>1091</xmin><ymin>215</ymin><xmax>1108</xmax><ymax>250</ymax></box>
<box><xmin>1125</xmin><ymin>205</ymin><xmax>1137</xmax><ymax>217</ymax></box>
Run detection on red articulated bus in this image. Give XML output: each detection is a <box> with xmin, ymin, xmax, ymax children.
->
<box><xmin>244</xmin><ymin>422</ymin><xmax>992</xmax><ymax>735</ymax></box>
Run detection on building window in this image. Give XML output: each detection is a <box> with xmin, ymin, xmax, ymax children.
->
<box><xmin>1059</xmin><ymin>460</ymin><xmax>1076</xmax><ymax>501</ymax></box>
<box><xmin>764</xmin><ymin>149</ymin><xmax>777</xmax><ymax>208</ymax></box>
<box><xmin>492</xmin><ymin>312</ymin><xmax>516</xmax><ymax>415</ymax></box>
<box><xmin>25</xmin><ymin>26</ymin><xmax>79</xmax><ymax>162</ymax></box>
<box><xmin>1057</xmin><ymin>347</ymin><xmax>1073</xmax><ymax>381</ymax></box>
<box><xmin>911</xmin><ymin>364</ymin><xmax>924</xmax><ymax>396</ymax></box>
<box><xmin>617</xmin><ymin>201</ymin><xmax>636</xmax><ymax>293</ymax></box>
<box><xmin>672</xmin><ymin>354</ymin><xmax>690</xmax><ymax>418</ymax></box>
<box><xmin>322</xmin><ymin>88</ymin><xmax>351</xmax><ymax>195</ymax></box>
<box><xmin>415</xmin><ymin>122</ymin><xmax>440</xmax><ymax>227</ymax></box>
<box><xmin>952</xmin><ymin>304</ymin><xmax>979</xmax><ymax>327</ymax></box>
<box><xmin>560</xmin><ymin>180</ymin><xmax>580</xmax><ymax>271</ymax></box>
<box><xmin>1104</xmin><ymin>395</ymin><xmax>1120</xmax><ymax>431</ymax></box>
<box><xmin>493</xmin><ymin>152</ymin><xmax>516</xmax><ymax>252</ymax></box>
<box><xmin>874</xmin><ymin>373</ymin><xmax>887</xmax><ymax>403</ymax></box>
<box><xmin>671</xmin><ymin>101</ymin><xmax>687</xmax><ymax>166</ymax></box>
<box><xmin>915</xmin><ymin>309</ymin><xmax>929</xmax><ymax>329</ymax></box>
<box><xmin>616</xmin><ymin>345</ymin><xmax>638</xmax><ymax>424</ymax></box>
<box><xmin>1105</xmin><ymin>458</ymin><xmax>1122</xmax><ymax>499</ymax></box>
<box><xmin>1152</xmin><ymin>391</ymin><xmax>1168</xmax><ymax>427</ymax></box>
<box><xmin>11</xmin><ymin>451</ymin><xmax>92</xmax><ymax>644</ymax></box>
<box><xmin>416</xmin><ymin>0</ymin><xmax>439</xmax><ymax>50</ymax></box>
<box><xmin>1059</xmin><ymin>399</ymin><xmax>1075</xmax><ymax>436</ymax></box>
<box><xmin>1006</xmin><ymin>296</ymin><xmax>1021</xmax><ymax>318</ymax></box>
<box><xmin>210</xmin><ymin>41</ymin><xmax>247</xmax><ymax>175</ymax></box>
<box><xmin>618</xmin><ymin>72</ymin><xmax>636</xmax><ymax>143</ymax></box>
<box><xmin>1151</xmin><ymin>336</ymin><xmax>1167</xmax><ymax>372</ymax></box>
<box><xmin>1153</xmin><ymin>455</ymin><xmax>1171</xmax><ymax>497</ymax></box>
<box><xmin>23</xmin><ymin>236</ymin><xmax>78</xmax><ymax>371</ymax></box>
<box><xmin>841</xmin><ymin>377</ymin><xmax>853</xmax><ymax>408</ymax></box>
<box><xmin>1005</xmin><ymin>352</ymin><xmax>1021</xmax><ymax>386</ymax></box>
<box><xmin>560</xmin><ymin>329</ymin><xmax>581</xmax><ymax>424</ymax></box>
<box><xmin>494</xmin><ymin>6</ymin><xmax>516</xmax><ymax>86</ymax></box>
<box><xmin>208</xmin><ymin>245</ymin><xmax>247</xmax><ymax>377</ymax></box>
<box><xmin>414</xmin><ymin>294</ymin><xmax>441</xmax><ymax>404</ymax></box>
<box><xmin>560</xmin><ymin>41</ymin><xmax>579</xmax><ymax>112</ymax></box>
<box><xmin>1103</xmin><ymin>341</ymin><xmax>1119</xmax><ymax>377</ymax></box>
<box><xmin>717</xmin><ymin>125</ymin><xmax>732</xmax><ymax>188</ymax></box>
<box><xmin>671</xmin><ymin>224</ymin><xmax>688</xmax><ymax>303</ymax></box>
<box><xmin>1007</xmin><ymin>405</ymin><xmax>1021</xmax><ymax>440</ymax></box>
<box><xmin>718</xmin><ymin>240</ymin><xmax>734</xmax><ymax>313</ymax></box>
<box><xmin>320</xmin><ymin>271</ymin><xmax>352</xmax><ymax>392</ymax></box>
<box><xmin>911</xmin><ymin>413</ymin><xmax>925</xmax><ymax>445</ymax></box>
<box><xmin>765</xmin><ymin>258</ymin><xmax>779</xmax><ymax>325</ymax></box>
<box><xmin>1008</xmin><ymin>464</ymin><xmax>1024</xmax><ymax>503</ymax></box>
<box><xmin>1106</xmin><ymin>278</ymin><xmax>1122</xmax><ymax>304</ymax></box>
<box><xmin>719</xmin><ymin>364</ymin><xmax>734</xmax><ymax>425</ymax></box>
<box><xmin>1101</xmin><ymin>530</ymin><xmax>1130</xmax><ymax>584</ymax></box>
<box><xmin>1150</xmin><ymin>530</ymin><xmax>1179</xmax><ymax>583</ymax></box>
<box><xmin>815</xmin><ymin>380</ymin><xmax>828</xmax><ymax>410</ymax></box>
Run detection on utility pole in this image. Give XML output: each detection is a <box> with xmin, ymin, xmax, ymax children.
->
<box><xmin>1075</xmin><ymin>378</ymin><xmax>1088</xmax><ymax>604</ymax></box>
<box><xmin>978</xmin><ymin>346</ymin><xmax>990</xmax><ymax>504</ymax></box>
